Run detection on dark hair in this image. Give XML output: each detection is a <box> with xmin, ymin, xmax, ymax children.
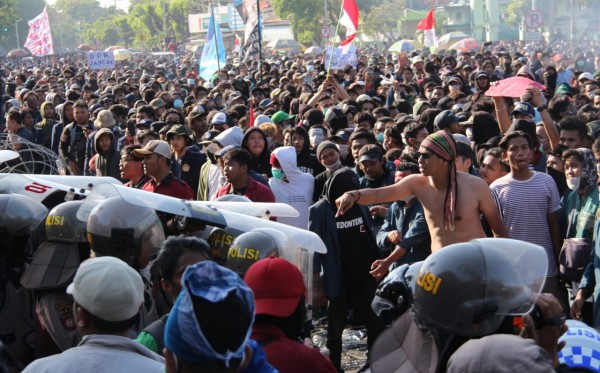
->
<box><xmin>354</xmin><ymin>112</ymin><xmax>377</xmax><ymax>128</ymax></box>
<box><xmin>403</xmin><ymin>122</ymin><xmax>427</xmax><ymax>141</ymax></box>
<box><xmin>136</xmin><ymin>130</ymin><xmax>159</xmax><ymax>144</ymax></box>
<box><xmin>137</xmin><ymin>105</ymin><xmax>157</xmax><ymax>121</ymax></box>
<box><xmin>348</xmin><ymin>128</ymin><xmax>377</xmax><ymax>145</ymax></box>
<box><xmin>548</xmin><ymin>95</ymin><xmax>571</xmax><ymax>121</ymax></box>
<box><xmin>191</xmin><ymin>291</ymin><xmax>251</xmax><ymax>355</ymax></box>
<box><xmin>121</xmin><ymin>144</ymin><xmax>145</xmax><ymax>162</ymax></box>
<box><xmin>559</xmin><ymin>117</ymin><xmax>588</xmax><ymax>140</ymax></box>
<box><xmin>456</xmin><ymin>141</ymin><xmax>475</xmax><ymax>163</ymax></box>
<box><xmin>162</xmin><ymin>108</ymin><xmax>185</xmax><ymax>124</ymax></box>
<box><xmin>73</xmin><ymin>100</ymin><xmax>88</xmax><ymax>110</ymax></box>
<box><xmin>384</xmin><ymin>125</ymin><xmax>402</xmax><ymax>144</ymax></box>
<box><xmin>223</xmin><ymin>148</ymin><xmax>252</xmax><ymax>169</ymax></box>
<box><xmin>7</xmin><ymin>108</ymin><xmax>23</xmax><ymax>124</ymax></box>
<box><xmin>499</xmin><ymin>131</ymin><xmax>532</xmax><ymax>151</ymax></box>
<box><xmin>549</xmin><ymin>143</ymin><xmax>569</xmax><ymax>158</ymax></box>
<box><xmin>109</xmin><ymin>104</ymin><xmax>128</xmax><ymax>120</ymax></box>
<box><xmin>157</xmin><ymin>235</ymin><xmax>210</xmax><ymax>281</ymax></box>
<box><xmin>373</xmin><ymin>107</ymin><xmax>390</xmax><ymax>117</ymax></box>
<box><xmin>562</xmin><ymin>148</ymin><xmax>584</xmax><ymax>163</ymax></box>
<box><xmin>84</xmin><ymin>306</ymin><xmax>140</xmax><ymax>333</ymax></box>
<box><xmin>485</xmin><ymin>147</ymin><xmax>510</xmax><ymax>172</ymax></box>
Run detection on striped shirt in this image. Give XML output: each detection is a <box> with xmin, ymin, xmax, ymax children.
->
<box><xmin>491</xmin><ymin>172</ymin><xmax>562</xmax><ymax>277</ymax></box>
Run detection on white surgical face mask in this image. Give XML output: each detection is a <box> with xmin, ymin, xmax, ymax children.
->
<box><xmin>567</xmin><ymin>176</ymin><xmax>581</xmax><ymax>190</ymax></box>
<box><xmin>325</xmin><ymin>159</ymin><xmax>342</xmax><ymax>172</ymax></box>
<box><xmin>308</xmin><ymin>128</ymin><xmax>324</xmax><ymax>149</ymax></box>
<box><xmin>338</xmin><ymin>144</ymin><xmax>349</xmax><ymax>159</ymax></box>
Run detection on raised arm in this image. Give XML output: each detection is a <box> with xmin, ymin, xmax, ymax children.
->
<box><xmin>492</xmin><ymin>96</ymin><xmax>512</xmax><ymax>134</ymax></box>
<box><xmin>529</xmin><ymin>86</ymin><xmax>559</xmax><ymax>149</ymax></box>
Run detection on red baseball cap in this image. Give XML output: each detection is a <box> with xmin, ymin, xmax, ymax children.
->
<box><xmin>244</xmin><ymin>257</ymin><xmax>306</xmax><ymax>318</ymax></box>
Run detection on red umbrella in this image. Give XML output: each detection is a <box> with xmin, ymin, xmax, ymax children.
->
<box><xmin>448</xmin><ymin>38</ymin><xmax>480</xmax><ymax>51</ymax></box>
<box><xmin>78</xmin><ymin>44</ymin><xmax>93</xmax><ymax>51</ymax></box>
<box><xmin>485</xmin><ymin>77</ymin><xmax>546</xmax><ymax>98</ymax></box>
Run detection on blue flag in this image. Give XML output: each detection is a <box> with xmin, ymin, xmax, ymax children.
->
<box><xmin>199</xmin><ymin>8</ymin><xmax>226</xmax><ymax>82</ymax></box>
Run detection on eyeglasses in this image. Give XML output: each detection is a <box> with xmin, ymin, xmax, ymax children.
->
<box><xmin>418</xmin><ymin>152</ymin><xmax>433</xmax><ymax>160</ymax></box>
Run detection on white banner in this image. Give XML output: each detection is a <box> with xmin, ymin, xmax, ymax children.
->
<box><xmin>87</xmin><ymin>51</ymin><xmax>115</xmax><ymax>70</ymax></box>
<box><xmin>324</xmin><ymin>45</ymin><xmax>358</xmax><ymax>70</ymax></box>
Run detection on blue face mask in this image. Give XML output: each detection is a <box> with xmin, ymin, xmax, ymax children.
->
<box><xmin>376</xmin><ymin>133</ymin><xmax>384</xmax><ymax>143</ymax></box>
<box><xmin>271</xmin><ymin>168</ymin><xmax>285</xmax><ymax>180</ymax></box>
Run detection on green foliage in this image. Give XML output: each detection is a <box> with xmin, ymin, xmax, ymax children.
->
<box><xmin>0</xmin><ymin>0</ymin><xmax>18</xmax><ymax>48</ymax></box>
<box><xmin>361</xmin><ymin>1</ymin><xmax>406</xmax><ymax>46</ymax></box>
<box><xmin>502</xmin><ymin>0</ymin><xmax>532</xmax><ymax>28</ymax></box>
<box><xmin>53</xmin><ymin>0</ymin><xmax>105</xmax><ymax>25</ymax></box>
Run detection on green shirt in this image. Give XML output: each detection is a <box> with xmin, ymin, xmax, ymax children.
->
<box><xmin>564</xmin><ymin>187</ymin><xmax>600</xmax><ymax>239</ymax></box>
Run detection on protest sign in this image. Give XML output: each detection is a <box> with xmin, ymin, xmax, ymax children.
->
<box><xmin>324</xmin><ymin>45</ymin><xmax>357</xmax><ymax>70</ymax></box>
<box><xmin>87</xmin><ymin>51</ymin><xmax>115</xmax><ymax>70</ymax></box>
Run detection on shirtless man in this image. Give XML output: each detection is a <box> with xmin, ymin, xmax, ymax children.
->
<box><xmin>336</xmin><ymin>130</ymin><xmax>508</xmax><ymax>252</ymax></box>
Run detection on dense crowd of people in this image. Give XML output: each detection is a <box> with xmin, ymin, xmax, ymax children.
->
<box><xmin>4</xmin><ymin>37</ymin><xmax>600</xmax><ymax>372</ymax></box>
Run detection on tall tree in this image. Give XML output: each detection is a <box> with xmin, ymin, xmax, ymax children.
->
<box><xmin>361</xmin><ymin>1</ymin><xmax>405</xmax><ymax>47</ymax></box>
<box><xmin>0</xmin><ymin>0</ymin><xmax>18</xmax><ymax>48</ymax></box>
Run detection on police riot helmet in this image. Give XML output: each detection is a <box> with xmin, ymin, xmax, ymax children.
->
<box><xmin>558</xmin><ymin>320</ymin><xmax>600</xmax><ymax>371</ymax></box>
<box><xmin>0</xmin><ymin>193</ymin><xmax>48</xmax><ymax>258</ymax></box>
<box><xmin>412</xmin><ymin>238</ymin><xmax>547</xmax><ymax>337</ymax></box>
<box><xmin>0</xmin><ymin>194</ymin><xmax>48</xmax><ymax>237</ymax></box>
<box><xmin>45</xmin><ymin>200</ymin><xmax>87</xmax><ymax>243</ymax></box>
<box><xmin>86</xmin><ymin>197</ymin><xmax>165</xmax><ymax>268</ymax></box>
<box><xmin>227</xmin><ymin>229</ymin><xmax>281</xmax><ymax>277</ymax></box>
<box><xmin>21</xmin><ymin>200</ymin><xmax>89</xmax><ymax>290</ymax></box>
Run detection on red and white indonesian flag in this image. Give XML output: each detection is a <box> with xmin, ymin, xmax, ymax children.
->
<box><xmin>24</xmin><ymin>7</ymin><xmax>54</xmax><ymax>56</ymax></box>
<box><xmin>339</xmin><ymin>0</ymin><xmax>359</xmax><ymax>47</ymax></box>
<box><xmin>417</xmin><ymin>8</ymin><xmax>438</xmax><ymax>49</ymax></box>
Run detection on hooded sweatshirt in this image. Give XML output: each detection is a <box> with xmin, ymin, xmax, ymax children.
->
<box><xmin>269</xmin><ymin>146</ymin><xmax>315</xmax><ymax>229</ymax></box>
<box><xmin>37</xmin><ymin>101</ymin><xmax>58</xmax><ymax>149</ymax></box>
<box><xmin>94</xmin><ymin>128</ymin><xmax>121</xmax><ymax>179</ymax></box>
<box><xmin>293</xmin><ymin>126</ymin><xmax>325</xmax><ymax>176</ymax></box>
<box><xmin>51</xmin><ymin>101</ymin><xmax>73</xmax><ymax>154</ymax></box>
<box><xmin>242</xmin><ymin>127</ymin><xmax>272</xmax><ymax>178</ymax></box>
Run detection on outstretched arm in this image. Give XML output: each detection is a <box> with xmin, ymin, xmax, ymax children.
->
<box><xmin>335</xmin><ymin>174</ymin><xmax>420</xmax><ymax>216</ymax></box>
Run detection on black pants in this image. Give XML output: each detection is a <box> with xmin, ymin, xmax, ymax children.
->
<box><xmin>326</xmin><ymin>274</ymin><xmax>385</xmax><ymax>370</ymax></box>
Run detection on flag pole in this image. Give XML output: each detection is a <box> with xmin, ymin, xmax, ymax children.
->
<box><xmin>256</xmin><ymin>0</ymin><xmax>263</xmax><ymax>84</ymax></box>
<box><xmin>326</xmin><ymin>5</ymin><xmax>344</xmax><ymax>74</ymax></box>
<box><xmin>210</xmin><ymin>2</ymin><xmax>221</xmax><ymax>74</ymax></box>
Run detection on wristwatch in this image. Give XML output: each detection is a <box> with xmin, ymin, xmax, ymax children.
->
<box><xmin>537</xmin><ymin>104</ymin><xmax>547</xmax><ymax>112</ymax></box>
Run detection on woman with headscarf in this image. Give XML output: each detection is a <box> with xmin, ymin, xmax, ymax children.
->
<box><xmin>564</xmin><ymin>148</ymin><xmax>598</xmax><ymax>327</ymax></box>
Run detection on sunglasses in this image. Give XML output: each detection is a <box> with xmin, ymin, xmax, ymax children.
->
<box><xmin>418</xmin><ymin>152</ymin><xmax>434</xmax><ymax>160</ymax></box>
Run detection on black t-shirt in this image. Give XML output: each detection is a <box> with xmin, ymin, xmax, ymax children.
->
<box><xmin>335</xmin><ymin>206</ymin><xmax>378</xmax><ymax>279</ymax></box>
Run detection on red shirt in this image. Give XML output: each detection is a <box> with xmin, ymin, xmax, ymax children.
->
<box><xmin>142</xmin><ymin>173</ymin><xmax>195</xmax><ymax>200</ymax></box>
<box><xmin>251</xmin><ymin>323</ymin><xmax>337</xmax><ymax>373</ymax></box>
<box><xmin>216</xmin><ymin>176</ymin><xmax>275</xmax><ymax>203</ymax></box>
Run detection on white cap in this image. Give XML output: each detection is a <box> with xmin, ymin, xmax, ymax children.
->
<box><xmin>253</xmin><ymin>114</ymin><xmax>273</xmax><ymax>127</ymax></box>
<box><xmin>578</xmin><ymin>72</ymin><xmax>594</xmax><ymax>82</ymax></box>
<box><xmin>66</xmin><ymin>257</ymin><xmax>144</xmax><ymax>322</ymax></box>
<box><xmin>412</xmin><ymin>56</ymin><xmax>424</xmax><ymax>65</ymax></box>
<box><xmin>211</xmin><ymin>112</ymin><xmax>229</xmax><ymax>125</ymax></box>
